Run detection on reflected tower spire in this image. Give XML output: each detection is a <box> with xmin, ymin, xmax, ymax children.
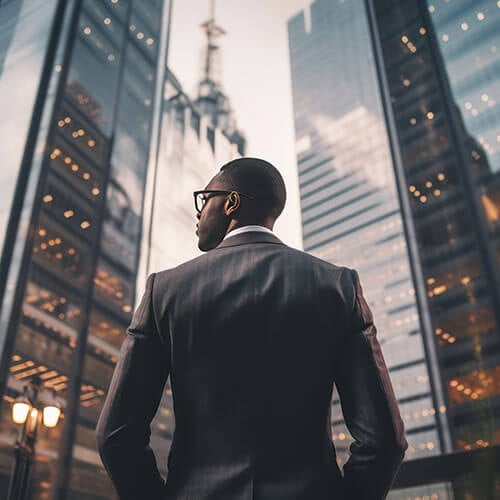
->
<box><xmin>195</xmin><ymin>0</ymin><xmax>245</xmax><ymax>155</ymax></box>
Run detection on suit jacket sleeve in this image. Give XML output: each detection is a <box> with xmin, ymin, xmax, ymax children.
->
<box><xmin>335</xmin><ymin>269</ymin><xmax>407</xmax><ymax>499</ymax></box>
<box><xmin>96</xmin><ymin>273</ymin><xmax>170</xmax><ymax>500</ymax></box>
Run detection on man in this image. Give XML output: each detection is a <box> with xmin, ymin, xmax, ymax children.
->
<box><xmin>97</xmin><ymin>157</ymin><xmax>407</xmax><ymax>499</ymax></box>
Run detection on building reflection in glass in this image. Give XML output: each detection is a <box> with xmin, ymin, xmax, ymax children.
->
<box><xmin>0</xmin><ymin>1</ymin><xmax>171</xmax><ymax>498</ymax></box>
<box><xmin>0</xmin><ymin>0</ymin><xmax>58</xmax><ymax>271</ymax></box>
<box><xmin>289</xmin><ymin>0</ymin><xmax>499</xmax><ymax>497</ymax></box>
<box><xmin>371</xmin><ymin>0</ymin><xmax>500</xmax><ymax>459</ymax></box>
<box><xmin>287</xmin><ymin>0</ymin><xmax>439</xmax><ymax>468</ymax></box>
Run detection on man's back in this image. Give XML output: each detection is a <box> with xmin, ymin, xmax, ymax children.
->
<box><xmin>156</xmin><ymin>232</ymin><xmax>348</xmax><ymax>499</ymax></box>
<box><xmin>97</xmin><ymin>158</ymin><xmax>406</xmax><ymax>500</ymax></box>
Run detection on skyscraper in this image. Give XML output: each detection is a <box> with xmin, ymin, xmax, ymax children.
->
<box><xmin>145</xmin><ymin>68</ymin><xmax>242</xmax><ymax>274</ymax></box>
<box><xmin>0</xmin><ymin>1</ymin><xmax>172</xmax><ymax>498</ymax></box>
<box><xmin>288</xmin><ymin>0</ymin><xmax>499</xmax><ymax>498</ymax></box>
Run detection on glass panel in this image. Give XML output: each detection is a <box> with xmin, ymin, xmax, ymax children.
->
<box><xmin>93</xmin><ymin>257</ymin><xmax>134</xmax><ymax>318</ymax></box>
<box><xmin>0</xmin><ymin>0</ymin><xmax>58</xmax><ymax>250</ymax></box>
<box><xmin>32</xmin><ymin>214</ymin><xmax>92</xmax><ymax>292</ymax></box>
<box><xmin>65</xmin><ymin>4</ymin><xmax>122</xmax><ymax>135</ymax></box>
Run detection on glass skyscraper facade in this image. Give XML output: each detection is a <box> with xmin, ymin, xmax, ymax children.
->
<box><xmin>0</xmin><ymin>1</ymin><xmax>171</xmax><ymax>498</ymax></box>
<box><xmin>288</xmin><ymin>0</ymin><xmax>440</xmax><ymax>469</ymax></box>
<box><xmin>289</xmin><ymin>0</ymin><xmax>499</xmax><ymax>498</ymax></box>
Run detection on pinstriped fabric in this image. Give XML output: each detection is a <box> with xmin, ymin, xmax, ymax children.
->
<box><xmin>98</xmin><ymin>232</ymin><xmax>406</xmax><ymax>499</ymax></box>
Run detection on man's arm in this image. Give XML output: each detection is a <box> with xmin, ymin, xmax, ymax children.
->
<box><xmin>335</xmin><ymin>269</ymin><xmax>407</xmax><ymax>499</ymax></box>
<box><xmin>96</xmin><ymin>273</ymin><xmax>170</xmax><ymax>500</ymax></box>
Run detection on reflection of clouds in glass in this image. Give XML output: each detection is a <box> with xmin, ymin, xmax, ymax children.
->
<box><xmin>0</xmin><ymin>0</ymin><xmax>58</xmax><ymax>248</ymax></box>
<box><xmin>311</xmin><ymin>106</ymin><xmax>393</xmax><ymax>191</ymax></box>
<box><xmin>110</xmin><ymin>133</ymin><xmax>144</xmax><ymax>214</ymax></box>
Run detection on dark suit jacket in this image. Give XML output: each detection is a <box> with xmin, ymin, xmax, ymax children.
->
<box><xmin>97</xmin><ymin>232</ymin><xmax>407</xmax><ymax>500</ymax></box>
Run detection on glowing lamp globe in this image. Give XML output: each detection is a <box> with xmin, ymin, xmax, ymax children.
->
<box><xmin>43</xmin><ymin>405</ymin><xmax>61</xmax><ymax>428</ymax></box>
<box><xmin>12</xmin><ymin>399</ymin><xmax>31</xmax><ymax>424</ymax></box>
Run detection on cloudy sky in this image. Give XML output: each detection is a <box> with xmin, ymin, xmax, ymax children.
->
<box><xmin>168</xmin><ymin>0</ymin><xmax>313</xmax><ymax>248</ymax></box>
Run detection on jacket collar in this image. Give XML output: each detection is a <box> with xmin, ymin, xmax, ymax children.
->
<box><xmin>215</xmin><ymin>231</ymin><xmax>285</xmax><ymax>249</ymax></box>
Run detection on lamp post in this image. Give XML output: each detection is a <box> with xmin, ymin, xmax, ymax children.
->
<box><xmin>7</xmin><ymin>375</ymin><xmax>61</xmax><ymax>500</ymax></box>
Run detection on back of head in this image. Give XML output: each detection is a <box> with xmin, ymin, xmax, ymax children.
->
<box><xmin>216</xmin><ymin>157</ymin><xmax>287</xmax><ymax>221</ymax></box>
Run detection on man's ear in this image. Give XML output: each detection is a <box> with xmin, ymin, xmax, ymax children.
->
<box><xmin>224</xmin><ymin>191</ymin><xmax>240</xmax><ymax>216</ymax></box>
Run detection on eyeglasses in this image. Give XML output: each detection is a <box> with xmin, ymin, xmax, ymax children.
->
<box><xmin>193</xmin><ymin>190</ymin><xmax>254</xmax><ymax>214</ymax></box>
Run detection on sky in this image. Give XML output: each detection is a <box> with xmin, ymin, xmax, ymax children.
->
<box><xmin>168</xmin><ymin>0</ymin><xmax>313</xmax><ymax>249</ymax></box>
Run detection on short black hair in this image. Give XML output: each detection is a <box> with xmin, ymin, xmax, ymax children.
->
<box><xmin>215</xmin><ymin>157</ymin><xmax>287</xmax><ymax>219</ymax></box>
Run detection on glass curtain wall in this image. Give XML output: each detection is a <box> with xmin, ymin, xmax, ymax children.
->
<box><xmin>0</xmin><ymin>0</ymin><xmax>58</xmax><ymax>255</ymax></box>
<box><xmin>372</xmin><ymin>0</ymin><xmax>500</xmax><ymax>456</ymax></box>
<box><xmin>287</xmin><ymin>0</ymin><xmax>439</xmax><ymax>468</ymax></box>
<box><xmin>370</xmin><ymin>0</ymin><xmax>500</xmax><ymax>497</ymax></box>
<box><xmin>0</xmin><ymin>1</ymin><xmax>169</xmax><ymax>499</ymax></box>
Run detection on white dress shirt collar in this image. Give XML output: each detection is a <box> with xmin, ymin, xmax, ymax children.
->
<box><xmin>223</xmin><ymin>225</ymin><xmax>274</xmax><ymax>241</ymax></box>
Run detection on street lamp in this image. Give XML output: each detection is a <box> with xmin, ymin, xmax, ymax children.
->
<box><xmin>7</xmin><ymin>375</ymin><xmax>62</xmax><ymax>500</ymax></box>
